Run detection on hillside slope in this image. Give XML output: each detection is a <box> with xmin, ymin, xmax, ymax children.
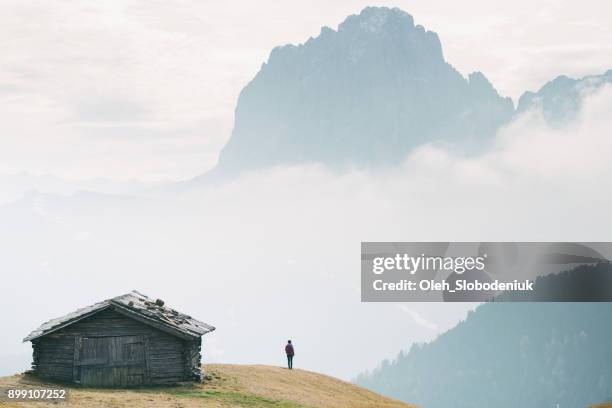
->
<box><xmin>355</xmin><ymin>301</ymin><xmax>612</xmax><ymax>408</ymax></box>
<box><xmin>0</xmin><ymin>364</ymin><xmax>415</xmax><ymax>408</ymax></box>
<box><xmin>355</xmin><ymin>264</ymin><xmax>612</xmax><ymax>408</ymax></box>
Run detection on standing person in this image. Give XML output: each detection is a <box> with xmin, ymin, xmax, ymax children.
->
<box><xmin>285</xmin><ymin>340</ymin><xmax>295</xmax><ymax>369</ymax></box>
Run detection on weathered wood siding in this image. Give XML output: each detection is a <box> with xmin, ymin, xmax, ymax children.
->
<box><xmin>31</xmin><ymin>308</ymin><xmax>201</xmax><ymax>385</ymax></box>
<box><xmin>184</xmin><ymin>337</ymin><xmax>202</xmax><ymax>382</ymax></box>
<box><xmin>32</xmin><ymin>335</ymin><xmax>74</xmax><ymax>381</ymax></box>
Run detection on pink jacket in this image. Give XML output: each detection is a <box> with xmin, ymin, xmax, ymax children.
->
<box><xmin>285</xmin><ymin>344</ymin><xmax>295</xmax><ymax>356</ymax></box>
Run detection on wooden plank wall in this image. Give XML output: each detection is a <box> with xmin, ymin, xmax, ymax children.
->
<box><xmin>184</xmin><ymin>337</ymin><xmax>202</xmax><ymax>382</ymax></box>
<box><xmin>32</xmin><ymin>335</ymin><xmax>74</xmax><ymax>381</ymax></box>
<box><xmin>31</xmin><ymin>308</ymin><xmax>197</xmax><ymax>385</ymax></box>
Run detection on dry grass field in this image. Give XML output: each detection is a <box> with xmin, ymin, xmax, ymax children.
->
<box><xmin>0</xmin><ymin>364</ymin><xmax>416</xmax><ymax>408</ymax></box>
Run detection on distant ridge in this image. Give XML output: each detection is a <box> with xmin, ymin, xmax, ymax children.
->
<box><xmin>355</xmin><ymin>263</ymin><xmax>612</xmax><ymax>408</ymax></box>
<box><xmin>517</xmin><ymin>69</ymin><xmax>612</xmax><ymax>124</ymax></box>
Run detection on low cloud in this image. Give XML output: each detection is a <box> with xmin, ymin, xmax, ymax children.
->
<box><xmin>396</xmin><ymin>305</ymin><xmax>439</xmax><ymax>330</ymax></box>
<box><xmin>0</xmin><ymin>85</ymin><xmax>611</xmax><ymax>381</ymax></box>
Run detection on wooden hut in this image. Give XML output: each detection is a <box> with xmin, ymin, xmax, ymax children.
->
<box><xmin>23</xmin><ymin>291</ymin><xmax>215</xmax><ymax>387</ymax></box>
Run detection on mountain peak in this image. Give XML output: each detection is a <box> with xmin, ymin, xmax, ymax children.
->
<box><xmin>339</xmin><ymin>7</ymin><xmax>415</xmax><ymax>34</ymax></box>
<box><xmin>266</xmin><ymin>6</ymin><xmax>442</xmax><ymax>66</ymax></box>
<box><xmin>203</xmin><ymin>7</ymin><xmax>513</xmax><ymax>180</ymax></box>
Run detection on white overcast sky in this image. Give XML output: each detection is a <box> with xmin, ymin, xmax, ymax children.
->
<box><xmin>2</xmin><ymin>0</ymin><xmax>612</xmax><ymax>181</ymax></box>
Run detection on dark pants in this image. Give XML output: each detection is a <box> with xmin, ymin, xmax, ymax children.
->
<box><xmin>287</xmin><ymin>355</ymin><xmax>293</xmax><ymax>369</ymax></box>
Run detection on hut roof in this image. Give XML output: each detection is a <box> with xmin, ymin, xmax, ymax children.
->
<box><xmin>24</xmin><ymin>290</ymin><xmax>215</xmax><ymax>342</ymax></box>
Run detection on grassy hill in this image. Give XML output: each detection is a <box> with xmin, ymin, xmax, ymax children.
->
<box><xmin>0</xmin><ymin>364</ymin><xmax>415</xmax><ymax>408</ymax></box>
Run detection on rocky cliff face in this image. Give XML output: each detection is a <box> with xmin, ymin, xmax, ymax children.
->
<box><xmin>209</xmin><ymin>7</ymin><xmax>514</xmax><ymax>178</ymax></box>
<box><xmin>517</xmin><ymin>70</ymin><xmax>612</xmax><ymax>124</ymax></box>
<box><xmin>204</xmin><ymin>7</ymin><xmax>611</xmax><ymax>180</ymax></box>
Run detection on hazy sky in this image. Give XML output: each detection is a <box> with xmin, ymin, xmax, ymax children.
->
<box><xmin>2</xmin><ymin>0</ymin><xmax>612</xmax><ymax>180</ymax></box>
<box><xmin>2</xmin><ymin>0</ymin><xmax>612</xmax><ymax>384</ymax></box>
